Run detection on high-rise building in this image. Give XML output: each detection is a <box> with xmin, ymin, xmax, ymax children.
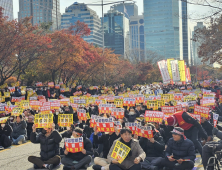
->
<box><xmin>18</xmin><ymin>0</ymin><xmax>61</xmax><ymax>31</ymax></box>
<box><xmin>0</xmin><ymin>0</ymin><xmax>13</xmax><ymax>20</ymax></box>
<box><xmin>129</xmin><ymin>15</ymin><xmax>145</xmax><ymax>62</ymax></box>
<box><xmin>61</xmin><ymin>2</ymin><xmax>102</xmax><ymax>47</ymax></box>
<box><xmin>192</xmin><ymin>22</ymin><xmax>205</xmax><ymax>65</ymax></box>
<box><xmin>143</xmin><ymin>0</ymin><xmax>181</xmax><ymax>60</ymax></box>
<box><xmin>181</xmin><ymin>1</ymin><xmax>189</xmax><ymax>65</ymax></box>
<box><xmin>112</xmin><ymin>2</ymin><xmax>138</xmax><ymax>19</ymax></box>
<box><xmin>103</xmin><ymin>9</ymin><xmax>130</xmax><ymax>58</ymax></box>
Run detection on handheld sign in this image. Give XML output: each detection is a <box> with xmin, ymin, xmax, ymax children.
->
<box><xmin>34</xmin><ymin>113</ymin><xmax>53</xmax><ymax>128</ymax></box>
<box><xmin>65</xmin><ymin>137</ymin><xmax>84</xmax><ymax>153</ymax></box>
<box><xmin>58</xmin><ymin>114</ymin><xmax>73</xmax><ymax>127</ymax></box>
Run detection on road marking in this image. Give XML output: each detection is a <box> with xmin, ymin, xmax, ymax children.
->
<box><xmin>0</xmin><ymin>141</ymin><xmax>31</xmax><ymax>153</ymax></box>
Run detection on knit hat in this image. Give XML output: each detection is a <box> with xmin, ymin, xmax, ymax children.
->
<box><xmin>74</xmin><ymin>128</ymin><xmax>83</xmax><ymax>136</ymax></box>
<box><xmin>171</xmin><ymin>127</ymin><xmax>186</xmax><ymax>139</ymax></box>
<box><xmin>167</xmin><ymin>116</ymin><xmax>177</xmax><ymax>126</ymax></box>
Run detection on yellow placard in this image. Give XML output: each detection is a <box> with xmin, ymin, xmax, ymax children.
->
<box><xmin>178</xmin><ymin>60</ymin><xmax>186</xmax><ymax>82</ymax></box>
<box><xmin>0</xmin><ymin>96</ymin><xmax>5</xmax><ymax>103</ymax></box>
<box><xmin>11</xmin><ymin>107</ymin><xmax>23</xmax><ymax>116</ymax></box>
<box><xmin>34</xmin><ymin>114</ymin><xmax>53</xmax><ymax>128</ymax></box>
<box><xmin>111</xmin><ymin>141</ymin><xmax>131</xmax><ymax>164</ymax></box>
<box><xmin>147</xmin><ymin>101</ymin><xmax>158</xmax><ymax>110</ymax></box>
<box><xmin>167</xmin><ymin>58</ymin><xmax>174</xmax><ymax>79</ymax></box>
<box><xmin>4</xmin><ymin>92</ymin><xmax>10</xmax><ymax>98</ymax></box>
<box><xmin>21</xmin><ymin>100</ymin><xmax>29</xmax><ymax>109</ymax></box>
<box><xmin>58</xmin><ymin>114</ymin><xmax>73</xmax><ymax>127</ymax></box>
<box><xmin>0</xmin><ymin>117</ymin><xmax>9</xmax><ymax>124</ymax></box>
<box><xmin>114</xmin><ymin>99</ymin><xmax>123</xmax><ymax>108</ymax></box>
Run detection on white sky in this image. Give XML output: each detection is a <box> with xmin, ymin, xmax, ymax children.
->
<box><xmin>13</xmin><ymin>0</ymin><xmax>212</xmax><ymax>31</ymax></box>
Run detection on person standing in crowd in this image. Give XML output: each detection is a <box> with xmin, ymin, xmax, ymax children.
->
<box><xmin>167</xmin><ymin>111</ymin><xmax>207</xmax><ymax>156</ymax></box>
<box><xmin>92</xmin><ymin>125</ymin><xmax>120</xmax><ymax>170</ymax></box>
<box><xmin>26</xmin><ymin>115</ymin><xmax>34</xmax><ymax>140</ymax></box>
<box><xmin>125</xmin><ymin>107</ymin><xmax>140</xmax><ymax>123</ymax></box>
<box><xmin>159</xmin><ymin>127</ymin><xmax>195</xmax><ymax>170</ymax></box>
<box><xmin>107</xmin><ymin>128</ymin><xmax>146</xmax><ymax>170</ymax></box>
<box><xmin>61</xmin><ymin>128</ymin><xmax>93</xmax><ymax>170</ymax></box>
<box><xmin>10</xmin><ymin>115</ymin><xmax>27</xmax><ymax>145</ymax></box>
<box><xmin>28</xmin><ymin>123</ymin><xmax>62</xmax><ymax>170</ymax></box>
<box><xmin>0</xmin><ymin>122</ymin><xmax>12</xmax><ymax>149</ymax></box>
<box><xmin>139</xmin><ymin>123</ymin><xmax>165</xmax><ymax>170</ymax></box>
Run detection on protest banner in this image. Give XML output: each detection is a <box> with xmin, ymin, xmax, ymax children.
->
<box><xmin>21</xmin><ymin>100</ymin><xmax>29</xmax><ymax>109</ymax></box>
<box><xmin>99</xmin><ymin>104</ymin><xmax>115</xmax><ymax>114</ymax></box>
<box><xmin>161</xmin><ymin>106</ymin><xmax>176</xmax><ymax>115</ymax></box>
<box><xmin>34</xmin><ymin>113</ymin><xmax>53</xmax><ymax>128</ymax></box>
<box><xmin>144</xmin><ymin>111</ymin><xmax>164</xmax><ymax>123</ymax></box>
<box><xmin>123</xmin><ymin>98</ymin><xmax>136</xmax><ymax>107</ymax></box>
<box><xmin>40</xmin><ymin>106</ymin><xmax>51</xmax><ymax>114</ymax></box>
<box><xmin>114</xmin><ymin>99</ymin><xmax>123</xmax><ymax>108</ymax></box>
<box><xmin>48</xmin><ymin>82</ymin><xmax>54</xmax><ymax>88</ymax></box>
<box><xmin>0</xmin><ymin>117</ymin><xmax>8</xmax><ymax>124</ymax></box>
<box><xmin>111</xmin><ymin>108</ymin><xmax>125</xmax><ymax>119</ymax></box>
<box><xmin>64</xmin><ymin>137</ymin><xmax>84</xmax><ymax>153</ymax></box>
<box><xmin>58</xmin><ymin>114</ymin><xmax>73</xmax><ymax>127</ymax></box>
<box><xmin>4</xmin><ymin>92</ymin><xmax>10</xmax><ymax>98</ymax></box>
<box><xmin>135</xmin><ymin>125</ymin><xmax>153</xmax><ymax>139</ymax></box>
<box><xmin>36</xmin><ymin>82</ymin><xmax>43</xmax><ymax>87</ymax></box>
<box><xmin>157</xmin><ymin>60</ymin><xmax>171</xmax><ymax>83</ymax></box>
<box><xmin>29</xmin><ymin>101</ymin><xmax>41</xmax><ymax>110</ymax></box>
<box><xmin>77</xmin><ymin>109</ymin><xmax>87</xmax><ymax>121</ymax></box>
<box><xmin>125</xmin><ymin>122</ymin><xmax>141</xmax><ymax>134</ymax></box>
<box><xmin>111</xmin><ymin>141</ymin><xmax>131</xmax><ymax>164</ymax></box>
<box><xmin>95</xmin><ymin>117</ymin><xmax>115</xmax><ymax>132</ymax></box>
<box><xmin>50</xmin><ymin>101</ymin><xmax>60</xmax><ymax>110</ymax></box>
<box><xmin>194</xmin><ymin>105</ymin><xmax>210</xmax><ymax>119</ymax></box>
<box><xmin>213</xmin><ymin>113</ymin><xmax>219</xmax><ymax>128</ymax></box>
<box><xmin>11</xmin><ymin>107</ymin><xmax>23</xmax><ymax>116</ymax></box>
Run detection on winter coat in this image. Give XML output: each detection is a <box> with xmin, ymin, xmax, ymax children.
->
<box><xmin>66</xmin><ymin>135</ymin><xmax>93</xmax><ymax>161</ymax></box>
<box><xmin>0</xmin><ymin>124</ymin><xmax>12</xmax><ymax>137</ymax></box>
<box><xmin>26</xmin><ymin>122</ymin><xmax>34</xmax><ymax>140</ymax></box>
<box><xmin>165</xmin><ymin>137</ymin><xmax>196</xmax><ymax>161</ymax></box>
<box><xmin>201</xmin><ymin>121</ymin><xmax>213</xmax><ymax>137</ymax></box>
<box><xmin>11</xmin><ymin>120</ymin><xmax>27</xmax><ymax>139</ymax></box>
<box><xmin>30</xmin><ymin>130</ymin><xmax>62</xmax><ymax>161</ymax></box>
<box><xmin>61</xmin><ymin>130</ymin><xmax>72</xmax><ymax>138</ymax></box>
<box><xmin>93</xmin><ymin>132</ymin><xmax>119</xmax><ymax>158</ymax></box>
<box><xmin>139</xmin><ymin>132</ymin><xmax>165</xmax><ymax>157</ymax></box>
<box><xmin>107</xmin><ymin>138</ymin><xmax>146</xmax><ymax>170</ymax></box>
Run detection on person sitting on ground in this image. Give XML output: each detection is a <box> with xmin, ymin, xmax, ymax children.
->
<box><xmin>125</xmin><ymin>107</ymin><xmax>140</xmax><ymax>123</ymax></box>
<box><xmin>139</xmin><ymin>123</ymin><xmax>165</xmax><ymax>170</ymax></box>
<box><xmin>62</xmin><ymin>128</ymin><xmax>93</xmax><ymax>170</ymax></box>
<box><xmin>28</xmin><ymin>123</ymin><xmax>62</xmax><ymax>170</ymax></box>
<box><xmin>92</xmin><ymin>125</ymin><xmax>120</xmax><ymax>170</ymax></box>
<box><xmin>159</xmin><ymin>127</ymin><xmax>195</xmax><ymax>170</ymax></box>
<box><xmin>26</xmin><ymin>115</ymin><xmax>34</xmax><ymax>140</ymax></box>
<box><xmin>107</xmin><ymin>128</ymin><xmax>146</xmax><ymax>170</ymax></box>
<box><xmin>0</xmin><ymin>122</ymin><xmax>12</xmax><ymax>149</ymax></box>
<box><xmin>10</xmin><ymin>115</ymin><xmax>27</xmax><ymax>145</ymax></box>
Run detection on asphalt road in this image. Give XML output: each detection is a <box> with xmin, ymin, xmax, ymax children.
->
<box><xmin>0</xmin><ymin>138</ymin><xmax>204</xmax><ymax>170</ymax></box>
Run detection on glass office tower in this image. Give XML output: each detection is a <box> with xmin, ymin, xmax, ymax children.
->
<box><xmin>18</xmin><ymin>0</ymin><xmax>61</xmax><ymax>31</ymax></box>
<box><xmin>0</xmin><ymin>0</ymin><xmax>13</xmax><ymax>20</ymax></box>
<box><xmin>103</xmin><ymin>10</ymin><xmax>130</xmax><ymax>59</ymax></box>
<box><xmin>112</xmin><ymin>2</ymin><xmax>138</xmax><ymax>19</ymax></box>
<box><xmin>61</xmin><ymin>2</ymin><xmax>102</xmax><ymax>47</ymax></box>
<box><xmin>144</xmin><ymin>0</ymin><xmax>181</xmax><ymax>60</ymax></box>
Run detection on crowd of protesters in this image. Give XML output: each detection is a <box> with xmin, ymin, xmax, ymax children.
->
<box><xmin>0</xmin><ymin>82</ymin><xmax>222</xmax><ymax>170</ymax></box>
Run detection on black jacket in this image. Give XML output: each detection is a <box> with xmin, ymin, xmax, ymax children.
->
<box><xmin>0</xmin><ymin>124</ymin><xmax>12</xmax><ymax>136</ymax></box>
<box><xmin>165</xmin><ymin>137</ymin><xmax>196</xmax><ymax>161</ymax></box>
<box><xmin>30</xmin><ymin>130</ymin><xmax>62</xmax><ymax>161</ymax></box>
<box><xmin>26</xmin><ymin>122</ymin><xmax>34</xmax><ymax>140</ymax></box>
<box><xmin>93</xmin><ymin>132</ymin><xmax>120</xmax><ymax>158</ymax></box>
<box><xmin>66</xmin><ymin>135</ymin><xmax>93</xmax><ymax>161</ymax></box>
<box><xmin>11</xmin><ymin>120</ymin><xmax>27</xmax><ymax>139</ymax></box>
<box><xmin>181</xmin><ymin>112</ymin><xmax>208</xmax><ymax>140</ymax></box>
<box><xmin>201</xmin><ymin>121</ymin><xmax>213</xmax><ymax>137</ymax></box>
<box><xmin>139</xmin><ymin>132</ymin><xmax>165</xmax><ymax>157</ymax></box>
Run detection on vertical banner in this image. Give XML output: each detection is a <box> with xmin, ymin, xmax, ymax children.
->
<box><xmin>186</xmin><ymin>68</ymin><xmax>191</xmax><ymax>82</ymax></box>
<box><xmin>157</xmin><ymin>60</ymin><xmax>171</xmax><ymax>83</ymax></box>
<box><xmin>170</xmin><ymin>60</ymin><xmax>180</xmax><ymax>82</ymax></box>
<box><xmin>178</xmin><ymin>60</ymin><xmax>186</xmax><ymax>82</ymax></box>
<box><xmin>167</xmin><ymin>58</ymin><xmax>174</xmax><ymax>80</ymax></box>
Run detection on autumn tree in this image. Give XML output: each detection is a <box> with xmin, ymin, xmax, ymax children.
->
<box><xmin>0</xmin><ymin>7</ymin><xmax>51</xmax><ymax>85</ymax></box>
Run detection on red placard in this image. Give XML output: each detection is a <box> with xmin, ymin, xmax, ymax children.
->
<box><xmin>40</xmin><ymin>106</ymin><xmax>51</xmax><ymax>114</ymax></box>
<box><xmin>95</xmin><ymin>99</ymin><xmax>102</xmax><ymax>106</ymax></box>
<box><xmin>111</xmin><ymin>108</ymin><xmax>124</xmax><ymax>119</ymax></box>
<box><xmin>48</xmin><ymin>82</ymin><xmax>54</xmax><ymax>88</ymax></box>
<box><xmin>174</xmin><ymin>93</ymin><xmax>183</xmax><ymax>100</ymax></box>
<box><xmin>36</xmin><ymin>82</ymin><xmax>42</xmax><ymax>87</ymax></box>
<box><xmin>125</xmin><ymin>122</ymin><xmax>141</xmax><ymax>134</ymax></box>
<box><xmin>50</xmin><ymin>102</ymin><xmax>60</xmax><ymax>110</ymax></box>
<box><xmin>96</xmin><ymin>122</ymin><xmax>115</xmax><ymax>132</ymax></box>
<box><xmin>144</xmin><ymin>111</ymin><xmax>164</xmax><ymax>123</ymax></box>
<box><xmin>77</xmin><ymin>109</ymin><xmax>87</xmax><ymax>121</ymax></box>
<box><xmin>30</xmin><ymin>101</ymin><xmax>41</xmax><ymax>110</ymax></box>
<box><xmin>64</xmin><ymin>137</ymin><xmax>84</xmax><ymax>153</ymax></box>
<box><xmin>175</xmin><ymin>105</ymin><xmax>183</xmax><ymax>112</ymax></box>
<box><xmin>70</xmin><ymin>103</ymin><xmax>78</xmax><ymax>111</ymax></box>
<box><xmin>194</xmin><ymin>105</ymin><xmax>210</xmax><ymax>118</ymax></box>
<box><xmin>135</xmin><ymin>126</ymin><xmax>153</xmax><ymax>139</ymax></box>
<box><xmin>161</xmin><ymin>106</ymin><xmax>176</xmax><ymax>115</ymax></box>
<box><xmin>123</xmin><ymin>98</ymin><xmax>136</xmax><ymax>107</ymax></box>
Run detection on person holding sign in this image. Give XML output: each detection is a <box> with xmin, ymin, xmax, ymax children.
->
<box><xmin>10</xmin><ymin>114</ymin><xmax>27</xmax><ymax>145</ymax></box>
<box><xmin>139</xmin><ymin>123</ymin><xmax>165</xmax><ymax>170</ymax></box>
<box><xmin>107</xmin><ymin>128</ymin><xmax>146</xmax><ymax>170</ymax></box>
<box><xmin>92</xmin><ymin>125</ymin><xmax>120</xmax><ymax>170</ymax></box>
<box><xmin>125</xmin><ymin>107</ymin><xmax>140</xmax><ymax>123</ymax></box>
<box><xmin>28</xmin><ymin>123</ymin><xmax>62</xmax><ymax>170</ymax></box>
<box><xmin>0</xmin><ymin>121</ymin><xmax>12</xmax><ymax>149</ymax></box>
<box><xmin>167</xmin><ymin>111</ymin><xmax>207</xmax><ymax>156</ymax></box>
<box><xmin>158</xmin><ymin>127</ymin><xmax>195</xmax><ymax>170</ymax></box>
<box><xmin>62</xmin><ymin>128</ymin><xmax>93</xmax><ymax>170</ymax></box>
